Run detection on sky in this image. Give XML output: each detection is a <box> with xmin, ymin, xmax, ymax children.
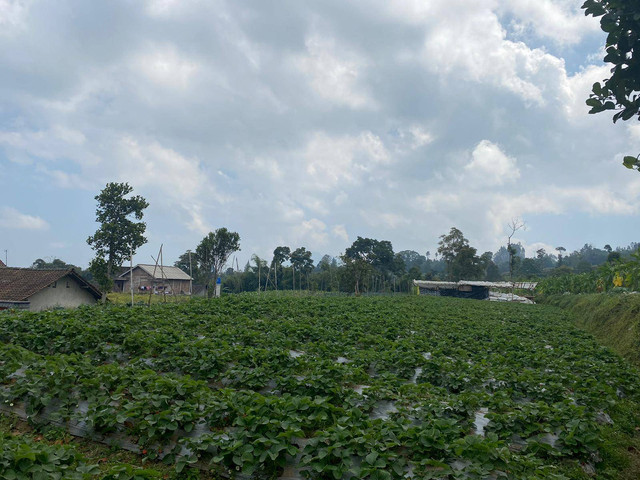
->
<box><xmin>1</xmin><ymin>0</ymin><xmax>640</xmax><ymax>269</ymax></box>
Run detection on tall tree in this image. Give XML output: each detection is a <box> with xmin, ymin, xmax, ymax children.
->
<box><xmin>272</xmin><ymin>246</ymin><xmax>290</xmax><ymax>290</ymax></box>
<box><xmin>88</xmin><ymin>256</ymin><xmax>111</xmax><ymax>294</ymax></box>
<box><xmin>31</xmin><ymin>258</ymin><xmax>76</xmax><ymax>270</ymax></box>
<box><xmin>87</xmin><ymin>182</ymin><xmax>149</xmax><ymax>289</ymax></box>
<box><xmin>290</xmin><ymin>247</ymin><xmax>313</xmax><ymax>290</ymax></box>
<box><xmin>506</xmin><ymin>218</ymin><xmax>526</xmax><ymax>283</ymax></box>
<box><xmin>437</xmin><ymin>227</ymin><xmax>485</xmax><ymax>281</ymax></box>
<box><xmin>452</xmin><ymin>244</ymin><xmax>483</xmax><ymax>281</ymax></box>
<box><xmin>583</xmin><ymin>0</ymin><xmax>640</xmax><ymax>171</ymax></box>
<box><xmin>251</xmin><ymin>254</ymin><xmax>268</xmax><ymax>291</ymax></box>
<box><xmin>396</xmin><ymin>250</ymin><xmax>428</xmax><ymax>273</ymax></box>
<box><xmin>437</xmin><ymin>227</ymin><xmax>467</xmax><ymax>280</ymax></box>
<box><xmin>196</xmin><ymin>228</ymin><xmax>240</xmax><ymax>297</ymax></box>
<box><xmin>343</xmin><ymin>237</ymin><xmax>396</xmax><ymax>293</ymax></box>
<box><xmin>174</xmin><ymin>250</ymin><xmax>204</xmax><ymax>284</ymax></box>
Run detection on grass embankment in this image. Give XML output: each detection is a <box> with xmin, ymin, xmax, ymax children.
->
<box><xmin>107</xmin><ymin>292</ymin><xmax>193</xmax><ymax>305</ymax></box>
<box><xmin>539</xmin><ymin>293</ymin><xmax>640</xmax><ymax>366</ymax></box>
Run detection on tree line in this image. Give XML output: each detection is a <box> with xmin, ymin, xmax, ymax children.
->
<box><xmin>174</xmin><ymin>227</ymin><xmax>640</xmax><ymax>295</ymax></box>
<box><xmin>64</xmin><ymin>182</ymin><xmax>640</xmax><ymax>295</ymax></box>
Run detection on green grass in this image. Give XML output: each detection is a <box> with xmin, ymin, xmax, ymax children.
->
<box><xmin>107</xmin><ymin>292</ymin><xmax>193</xmax><ymax>305</ymax></box>
<box><xmin>539</xmin><ymin>293</ymin><xmax>640</xmax><ymax>366</ymax></box>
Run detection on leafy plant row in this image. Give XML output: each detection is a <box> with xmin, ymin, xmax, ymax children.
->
<box><xmin>0</xmin><ymin>432</ymin><xmax>163</xmax><ymax>480</ymax></box>
<box><xmin>537</xmin><ymin>250</ymin><xmax>640</xmax><ymax>294</ymax></box>
<box><xmin>1</xmin><ymin>295</ymin><xmax>639</xmax><ymax>478</ymax></box>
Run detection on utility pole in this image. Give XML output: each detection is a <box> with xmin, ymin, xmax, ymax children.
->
<box><xmin>130</xmin><ymin>244</ymin><xmax>134</xmax><ymax>306</ymax></box>
<box><xmin>189</xmin><ymin>250</ymin><xmax>193</xmax><ymax>296</ymax></box>
<box><xmin>3</xmin><ymin>250</ymin><xmax>7</xmax><ymax>266</ymax></box>
<box><xmin>160</xmin><ymin>245</ymin><xmax>166</xmax><ymax>303</ymax></box>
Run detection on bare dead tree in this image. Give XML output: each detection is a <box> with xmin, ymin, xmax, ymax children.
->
<box><xmin>507</xmin><ymin>218</ymin><xmax>526</xmax><ymax>298</ymax></box>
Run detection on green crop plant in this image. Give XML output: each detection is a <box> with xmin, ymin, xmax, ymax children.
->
<box><xmin>1</xmin><ymin>295</ymin><xmax>639</xmax><ymax>478</ymax></box>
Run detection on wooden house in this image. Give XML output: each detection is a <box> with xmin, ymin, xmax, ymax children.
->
<box><xmin>115</xmin><ymin>264</ymin><xmax>193</xmax><ymax>294</ymax></box>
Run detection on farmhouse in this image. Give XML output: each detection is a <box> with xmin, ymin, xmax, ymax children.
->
<box><xmin>115</xmin><ymin>264</ymin><xmax>192</xmax><ymax>294</ymax></box>
<box><xmin>413</xmin><ymin>280</ymin><xmax>536</xmax><ymax>303</ymax></box>
<box><xmin>413</xmin><ymin>280</ymin><xmax>504</xmax><ymax>300</ymax></box>
<box><xmin>0</xmin><ymin>268</ymin><xmax>102</xmax><ymax>311</ymax></box>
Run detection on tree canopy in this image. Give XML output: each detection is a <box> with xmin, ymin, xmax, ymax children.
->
<box><xmin>196</xmin><ymin>228</ymin><xmax>240</xmax><ymax>296</ymax></box>
<box><xmin>583</xmin><ymin>0</ymin><xmax>640</xmax><ymax>171</ymax></box>
<box><xmin>174</xmin><ymin>250</ymin><xmax>205</xmax><ymax>285</ymax></box>
<box><xmin>271</xmin><ymin>246</ymin><xmax>291</xmax><ymax>290</ymax></box>
<box><xmin>86</xmin><ymin>182</ymin><xmax>149</xmax><ymax>291</ymax></box>
<box><xmin>290</xmin><ymin>247</ymin><xmax>314</xmax><ymax>290</ymax></box>
<box><xmin>437</xmin><ymin>228</ymin><xmax>486</xmax><ymax>281</ymax></box>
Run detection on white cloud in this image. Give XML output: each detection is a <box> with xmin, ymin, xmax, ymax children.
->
<box><xmin>464</xmin><ymin>140</ymin><xmax>520</xmax><ymax>186</ymax></box>
<box><xmin>290</xmin><ymin>218</ymin><xmax>329</xmax><ymax>248</ymax></box>
<box><xmin>332</xmin><ymin>224</ymin><xmax>349</xmax><ymax>242</ymax></box>
<box><xmin>627</xmin><ymin>124</ymin><xmax>640</xmax><ymax>145</ymax></box>
<box><xmin>499</xmin><ymin>0</ymin><xmax>598</xmax><ymax>45</ymax></box>
<box><xmin>116</xmin><ymin>137</ymin><xmax>217</xmax><ymax>234</ymax></box>
<box><xmin>523</xmin><ymin>241</ymin><xmax>557</xmax><ymax>258</ymax></box>
<box><xmin>0</xmin><ymin>0</ymin><xmax>30</xmax><ymax>33</ymax></box>
<box><xmin>362</xmin><ymin>211</ymin><xmax>410</xmax><ymax>229</ymax></box>
<box><xmin>407</xmin><ymin>126</ymin><xmax>434</xmax><ymax>149</ymax></box>
<box><xmin>144</xmin><ymin>0</ymin><xmax>183</xmax><ymax>17</ymax></box>
<box><xmin>295</xmin><ymin>34</ymin><xmax>374</xmax><ymax>109</ymax></box>
<box><xmin>0</xmin><ymin>127</ymin><xmax>96</xmax><ymax>165</ymax></box>
<box><xmin>564</xmin><ymin>64</ymin><xmax>611</xmax><ymax>121</ymax></box>
<box><xmin>133</xmin><ymin>44</ymin><xmax>200</xmax><ymax>90</ymax></box>
<box><xmin>39</xmin><ymin>168</ymin><xmax>94</xmax><ymax>190</ymax></box>
<box><xmin>424</xmin><ymin>25</ymin><xmax>563</xmax><ymax>106</ymax></box>
<box><xmin>393</xmin><ymin>125</ymin><xmax>435</xmax><ymax>152</ymax></box>
<box><xmin>559</xmin><ymin>186</ymin><xmax>637</xmax><ymax>215</ymax></box>
<box><xmin>251</xmin><ymin>157</ymin><xmax>283</xmax><ymax>180</ymax></box>
<box><xmin>1</xmin><ymin>0</ymin><xmax>639</xmax><ymax>267</ymax></box>
<box><xmin>304</xmin><ymin>131</ymin><xmax>390</xmax><ymax>189</ymax></box>
<box><xmin>0</xmin><ymin>207</ymin><xmax>49</xmax><ymax>230</ymax></box>
<box><xmin>51</xmin><ymin>125</ymin><xmax>86</xmax><ymax>145</ymax></box>
<box><xmin>415</xmin><ymin>192</ymin><xmax>462</xmax><ymax>213</ymax></box>
<box><xmin>274</xmin><ymin>200</ymin><xmax>305</xmax><ymax>224</ymax></box>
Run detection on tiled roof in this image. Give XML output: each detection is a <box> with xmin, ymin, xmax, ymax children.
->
<box><xmin>119</xmin><ymin>264</ymin><xmax>192</xmax><ymax>281</ymax></box>
<box><xmin>0</xmin><ymin>259</ymin><xmax>5</xmax><ymax>267</ymax></box>
<box><xmin>0</xmin><ymin>268</ymin><xmax>102</xmax><ymax>301</ymax></box>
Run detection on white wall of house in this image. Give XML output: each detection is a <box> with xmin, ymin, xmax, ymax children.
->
<box><xmin>27</xmin><ymin>275</ymin><xmax>97</xmax><ymax>311</ymax></box>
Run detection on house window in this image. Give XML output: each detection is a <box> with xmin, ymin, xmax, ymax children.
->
<box><xmin>51</xmin><ymin>281</ymin><xmax>57</xmax><ymax>288</ymax></box>
<box><xmin>66</xmin><ymin>281</ymin><xmax>70</xmax><ymax>288</ymax></box>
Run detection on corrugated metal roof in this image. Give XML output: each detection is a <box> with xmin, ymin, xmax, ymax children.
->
<box><xmin>414</xmin><ymin>281</ymin><xmax>459</xmax><ymax>288</ymax></box>
<box><xmin>119</xmin><ymin>264</ymin><xmax>192</xmax><ymax>281</ymax></box>
<box><xmin>0</xmin><ymin>268</ymin><xmax>102</xmax><ymax>301</ymax></box>
<box><xmin>413</xmin><ymin>280</ymin><xmax>526</xmax><ymax>289</ymax></box>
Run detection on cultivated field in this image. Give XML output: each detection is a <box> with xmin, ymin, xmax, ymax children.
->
<box><xmin>1</xmin><ymin>294</ymin><xmax>639</xmax><ymax>479</ymax></box>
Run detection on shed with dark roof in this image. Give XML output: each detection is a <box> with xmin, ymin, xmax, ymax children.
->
<box><xmin>0</xmin><ymin>268</ymin><xmax>102</xmax><ymax>311</ymax></box>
